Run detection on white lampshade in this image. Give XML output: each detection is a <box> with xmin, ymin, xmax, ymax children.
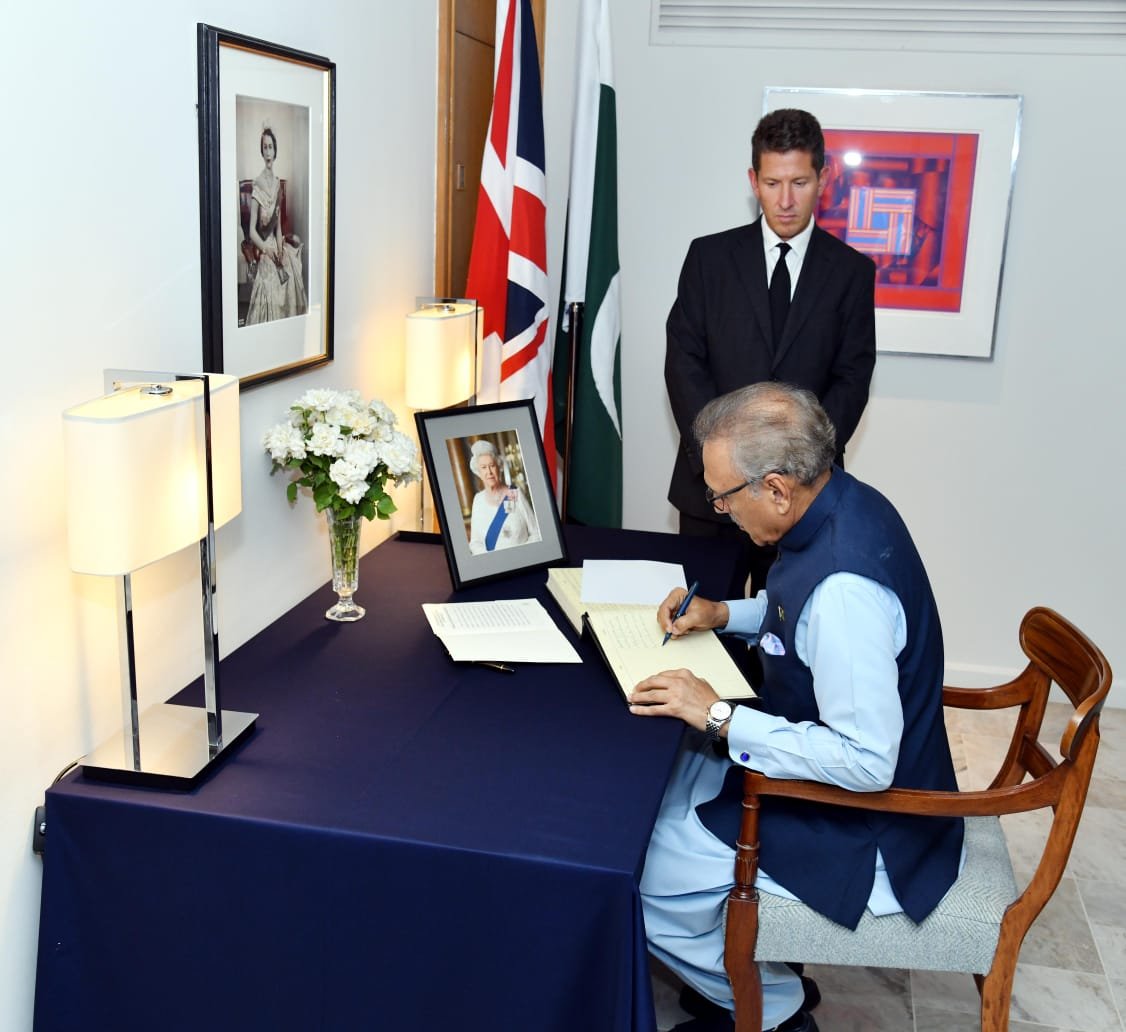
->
<box><xmin>404</xmin><ymin>302</ymin><xmax>477</xmax><ymax>409</ymax></box>
<box><xmin>63</xmin><ymin>373</ymin><xmax>242</xmax><ymax>575</ymax></box>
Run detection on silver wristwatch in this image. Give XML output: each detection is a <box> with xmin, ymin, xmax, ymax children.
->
<box><xmin>705</xmin><ymin>700</ymin><xmax>734</xmax><ymax>742</ymax></box>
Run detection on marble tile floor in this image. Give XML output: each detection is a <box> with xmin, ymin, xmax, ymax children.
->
<box><xmin>652</xmin><ymin>702</ymin><xmax>1126</xmax><ymax>1032</ymax></box>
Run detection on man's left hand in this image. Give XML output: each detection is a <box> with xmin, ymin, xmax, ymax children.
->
<box><xmin>629</xmin><ymin>668</ymin><xmax>720</xmax><ymax>733</ymax></box>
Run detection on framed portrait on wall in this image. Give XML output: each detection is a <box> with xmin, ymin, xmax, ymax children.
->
<box><xmin>415</xmin><ymin>400</ymin><xmax>567</xmax><ymax>591</ymax></box>
<box><xmin>764</xmin><ymin>87</ymin><xmax>1022</xmax><ymax>359</ymax></box>
<box><xmin>197</xmin><ymin>24</ymin><xmax>336</xmax><ymax>388</ymax></box>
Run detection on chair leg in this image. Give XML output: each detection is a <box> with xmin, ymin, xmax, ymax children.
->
<box><xmin>978</xmin><ymin>965</ymin><xmax>1014</xmax><ymax>1032</ymax></box>
<box><xmin>725</xmin><ymin>895</ymin><xmax>763</xmax><ymax>1032</ymax></box>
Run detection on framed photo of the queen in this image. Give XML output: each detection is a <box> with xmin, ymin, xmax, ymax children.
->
<box><xmin>416</xmin><ymin>400</ymin><xmax>567</xmax><ymax>591</ymax></box>
<box><xmin>764</xmin><ymin>87</ymin><xmax>1022</xmax><ymax>359</ymax></box>
<box><xmin>197</xmin><ymin>24</ymin><xmax>335</xmax><ymax>388</ymax></box>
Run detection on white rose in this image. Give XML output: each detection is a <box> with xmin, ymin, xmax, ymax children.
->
<box><xmin>348</xmin><ymin>408</ymin><xmax>377</xmax><ymax>437</ymax></box>
<box><xmin>295</xmin><ymin>388</ymin><xmax>341</xmax><ymax>413</ymax></box>
<box><xmin>325</xmin><ymin>404</ymin><xmax>364</xmax><ymax>430</ymax></box>
<box><xmin>369</xmin><ymin>421</ymin><xmax>393</xmax><ymax>443</ymax></box>
<box><xmin>369</xmin><ymin>399</ymin><xmax>396</xmax><ymax>426</ymax></box>
<box><xmin>329</xmin><ymin>458</ymin><xmax>370</xmax><ymax>504</ymax></box>
<box><xmin>308</xmin><ymin>421</ymin><xmax>346</xmax><ymax>457</ymax></box>
<box><xmin>263</xmin><ymin>423</ymin><xmax>307</xmax><ymax>463</ymax></box>
<box><xmin>380</xmin><ymin>429</ymin><xmax>419</xmax><ymax>479</ymax></box>
<box><xmin>342</xmin><ymin>438</ymin><xmax>380</xmax><ymax>475</ymax></box>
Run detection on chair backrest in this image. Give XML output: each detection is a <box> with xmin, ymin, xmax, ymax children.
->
<box><xmin>1021</xmin><ymin>606</ymin><xmax>1111</xmax><ymax>763</ymax></box>
<box><xmin>999</xmin><ymin>607</ymin><xmax>1112</xmax><ymax>926</ymax></box>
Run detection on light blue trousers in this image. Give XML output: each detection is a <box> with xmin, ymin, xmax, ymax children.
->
<box><xmin>640</xmin><ymin>733</ymin><xmax>803</xmax><ymax>1030</ymax></box>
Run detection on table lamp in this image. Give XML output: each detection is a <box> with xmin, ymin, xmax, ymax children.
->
<box><xmin>405</xmin><ymin>299</ymin><xmax>479</xmax><ymax>528</ymax></box>
<box><xmin>62</xmin><ymin>371</ymin><xmax>257</xmax><ymax>786</ymax></box>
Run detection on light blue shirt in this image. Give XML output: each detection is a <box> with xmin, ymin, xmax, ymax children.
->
<box><xmin>723</xmin><ymin>572</ymin><xmax>906</xmax><ymax>790</ymax></box>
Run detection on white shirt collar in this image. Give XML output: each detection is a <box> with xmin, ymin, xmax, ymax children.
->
<box><xmin>761</xmin><ymin>214</ymin><xmax>816</xmax><ymax>262</ymax></box>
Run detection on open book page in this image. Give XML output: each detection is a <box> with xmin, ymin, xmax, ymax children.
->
<box><xmin>422</xmin><ymin>599</ymin><xmax>582</xmax><ymax>664</ymax></box>
<box><xmin>584</xmin><ymin>608</ymin><xmax>755</xmax><ymax>702</ymax></box>
<box><xmin>546</xmin><ymin>567</ymin><xmax>660</xmax><ymax>635</ymax></box>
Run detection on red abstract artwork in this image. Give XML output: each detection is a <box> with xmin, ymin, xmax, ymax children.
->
<box><xmin>817</xmin><ymin>129</ymin><xmax>979</xmax><ymax>312</ymax></box>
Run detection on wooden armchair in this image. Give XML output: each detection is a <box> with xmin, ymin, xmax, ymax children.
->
<box><xmin>725</xmin><ymin>606</ymin><xmax>1113</xmax><ymax>1032</ymax></box>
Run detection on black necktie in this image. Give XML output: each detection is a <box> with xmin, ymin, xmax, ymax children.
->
<box><xmin>769</xmin><ymin>242</ymin><xmax>791</xmax><ymax>348</ymax></box>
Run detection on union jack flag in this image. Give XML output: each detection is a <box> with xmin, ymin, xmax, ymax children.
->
<box><xmin>465</xmin><ymin>0</ymin><xmax>555</xmax><ymax>481</ymax></box>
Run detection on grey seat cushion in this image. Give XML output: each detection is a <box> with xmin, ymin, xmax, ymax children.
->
<box><xmin>750</xmin><ymin>816</ymin><xmax>1017</xmax><ymax>974</ymax></box>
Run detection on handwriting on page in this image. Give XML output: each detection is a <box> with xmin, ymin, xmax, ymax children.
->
<box><xmin>584</xmin><ymin>609</ymin><xmax>754</xmax><ymax>702</ymax></box>
<box><xmin>593</xmin><ymin>609</ymin><xmax>663</xmax><ymax>648</ymax></box>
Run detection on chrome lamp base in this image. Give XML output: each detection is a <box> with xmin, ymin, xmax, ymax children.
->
<box><xmin>80</xmin><ymin>703</ymin><xmax>257</xmax><ymax>789</ymax></box>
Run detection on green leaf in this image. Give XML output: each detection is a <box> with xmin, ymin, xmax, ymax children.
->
<box><xmin>377</xmin><ymin>495</ymin><xmax>397</xmax><ymax>516</ymax></box>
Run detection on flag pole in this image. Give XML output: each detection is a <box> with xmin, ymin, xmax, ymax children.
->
<box><xmin>560</xmin><ymin>300</ymin><xmax>584</xmax><ymax>522</ymax></box>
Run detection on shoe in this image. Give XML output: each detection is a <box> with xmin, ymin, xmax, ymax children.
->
<box><xmin>798</xmin><ymin>976</ymin><xmax>820</xmax><ymax>1011</ymax></box>
<box><xmin>679</xmin><ymin>977</ymin><xmax>820</xmax><ymax>1018</ymax></box>
<box><xmin>671</xmin><ymin>1006</ymin><xmax>818</xmax><ymax>1032</ymax></box>
<box><xmin>678</xmin><ymin>986</ymin><xmax>730</xmax><ymax>1021</ymax></box>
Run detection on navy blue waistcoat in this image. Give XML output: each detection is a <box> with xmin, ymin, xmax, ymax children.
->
<box><xmin>697</xmin><ymin>469</ymin><xmax>963</xmax><ymax>929</ymax></box>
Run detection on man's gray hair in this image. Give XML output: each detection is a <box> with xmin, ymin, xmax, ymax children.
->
<box><xmin>693</xmin><ymin>382</ymin><xmax>836</xmax><ymax>487</ymax></box>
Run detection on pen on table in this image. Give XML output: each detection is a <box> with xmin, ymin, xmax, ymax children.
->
<box><xmin>662</xmin><ymin>580</ymin><xmax>699</xmax><ymax>646</ymax></box>
<box><xmin>474</xmin><ymin>661</ymin><xmax>515</xmax><ymax>674</ymax></box>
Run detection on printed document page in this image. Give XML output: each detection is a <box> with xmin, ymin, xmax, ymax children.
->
<box><xmin>584</xmin><ymin>608</ymin><xmax>754</xmax><ymax>702</ymax></box>
<box><xmin>422</xmin><ymin>598</ymin><xmax>581</xmax><ymax>664</ymax></box>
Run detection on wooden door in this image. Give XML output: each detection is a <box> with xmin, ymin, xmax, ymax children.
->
<box><xmin>435</xmin><ymin>0</ymin><xmax>545</xmax><ymax>298</ymax></box>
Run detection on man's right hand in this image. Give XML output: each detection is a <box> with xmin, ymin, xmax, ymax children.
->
<box><xmin>657</xmin><ymin>589</ymin><xmax>729</xmax><ymax>640</ymax></box>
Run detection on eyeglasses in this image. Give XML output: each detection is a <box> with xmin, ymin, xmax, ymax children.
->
<box><xmin>705</xmin><ymin>470</ymin><xmax>789</xmax><ymax>513</ymax></box>
<box><xmin>705</xmin><ymin>480</ymin><xmax>754</xmax><ymax>513</ymax></box>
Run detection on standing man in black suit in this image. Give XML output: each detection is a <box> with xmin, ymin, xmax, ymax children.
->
<box><xmin>666</xmin><ymin>108</ymin><xmax>876</xmax><ymax>596</ymax></box>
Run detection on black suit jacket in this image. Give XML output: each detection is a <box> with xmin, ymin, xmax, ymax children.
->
<box><xmin>665</xmin><ymin>218</ymin><xmax>876</xmax><ymax>520</ymax></box>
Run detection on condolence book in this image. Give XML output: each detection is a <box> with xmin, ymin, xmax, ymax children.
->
<box><xmin>546</xmin><ymin>567</ymin><xmax>754</xmax><ymax>704</ymax></box>
<box><xmin>582</xmin><ymin>608</ymin><xmax>755</xmax><ymax>704</ymax></box>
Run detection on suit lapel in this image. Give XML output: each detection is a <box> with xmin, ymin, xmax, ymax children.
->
<box><xmin>772</xmin><ymin>224</ymin><xmax>832</xmax><ymax>371</ymax></box>
<box><xmin>731</xmin><ymin>220</ymin><xmax>772</xmax><ymax>350</ymax></box>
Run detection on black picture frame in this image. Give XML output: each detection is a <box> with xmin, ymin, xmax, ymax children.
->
<box><xmin>197</xmin><ymin>24</ymin><xmax>336</xmax><ymax>389</ymax></box>
<box><xmin>415</xmin><ymin>400</ymin><xmax>567</xmax><ymax>590</ymax></box>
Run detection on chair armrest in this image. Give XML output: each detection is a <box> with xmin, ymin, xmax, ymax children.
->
<box><xmin>942</xmin><ymin>673</ymin><xmax>1038</xmax><ymax>711</ymax></box>
<box><xmin>744</xmin><ymin>765</ymin><xmax>1065</xmax><ymax>819</ymax></box>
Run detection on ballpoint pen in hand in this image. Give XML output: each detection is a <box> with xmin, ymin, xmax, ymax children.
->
<box><xmin>662</xmin><ymin>580</ymin><xmax>699</xmax><ymax>646</ymax></box>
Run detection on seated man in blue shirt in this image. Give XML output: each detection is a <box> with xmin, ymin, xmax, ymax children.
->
<box><xmin>631</xmin><ymin>382</ymin><xmax>962</xmax><ymax>1032</ymax></box>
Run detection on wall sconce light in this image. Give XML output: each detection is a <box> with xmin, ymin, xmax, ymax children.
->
<box><xmin>62</xmin><ymin>371</ymin><xmax>256</xmax><ymax>787</ymax></box>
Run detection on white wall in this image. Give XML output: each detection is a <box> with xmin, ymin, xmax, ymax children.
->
<box><xmin>1</xmin><ymin>2</ymin><xmax>435</xmax><ymax>1028</ymax></box>
<box><xmin>543</xmin><ymin>7</ymin><xmax>1125</xmax><ymax>689</ymax></box>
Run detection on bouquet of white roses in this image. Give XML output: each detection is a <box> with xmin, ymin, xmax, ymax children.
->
<box><xmin>262</xmin><ymin>388</ymin><xmax>420</xmax><ymax>521</ymax></box>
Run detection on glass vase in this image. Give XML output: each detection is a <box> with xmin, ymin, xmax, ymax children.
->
<box><xmin>324</xmin><ymin>509</ymin><xmax>365</xmax><ymax>622</ymax></box>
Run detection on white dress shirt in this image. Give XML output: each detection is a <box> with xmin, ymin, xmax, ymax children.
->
<box><xmin>761</xmin><ymin>215</ymin><xmax>816</xmax><ymax>300</ymax></box>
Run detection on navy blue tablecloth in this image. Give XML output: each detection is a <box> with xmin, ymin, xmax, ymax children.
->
<box><xmin>34</xmin><ymin>526</ymin><xmax>743</xmax><ymax>1032</ymax></box>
